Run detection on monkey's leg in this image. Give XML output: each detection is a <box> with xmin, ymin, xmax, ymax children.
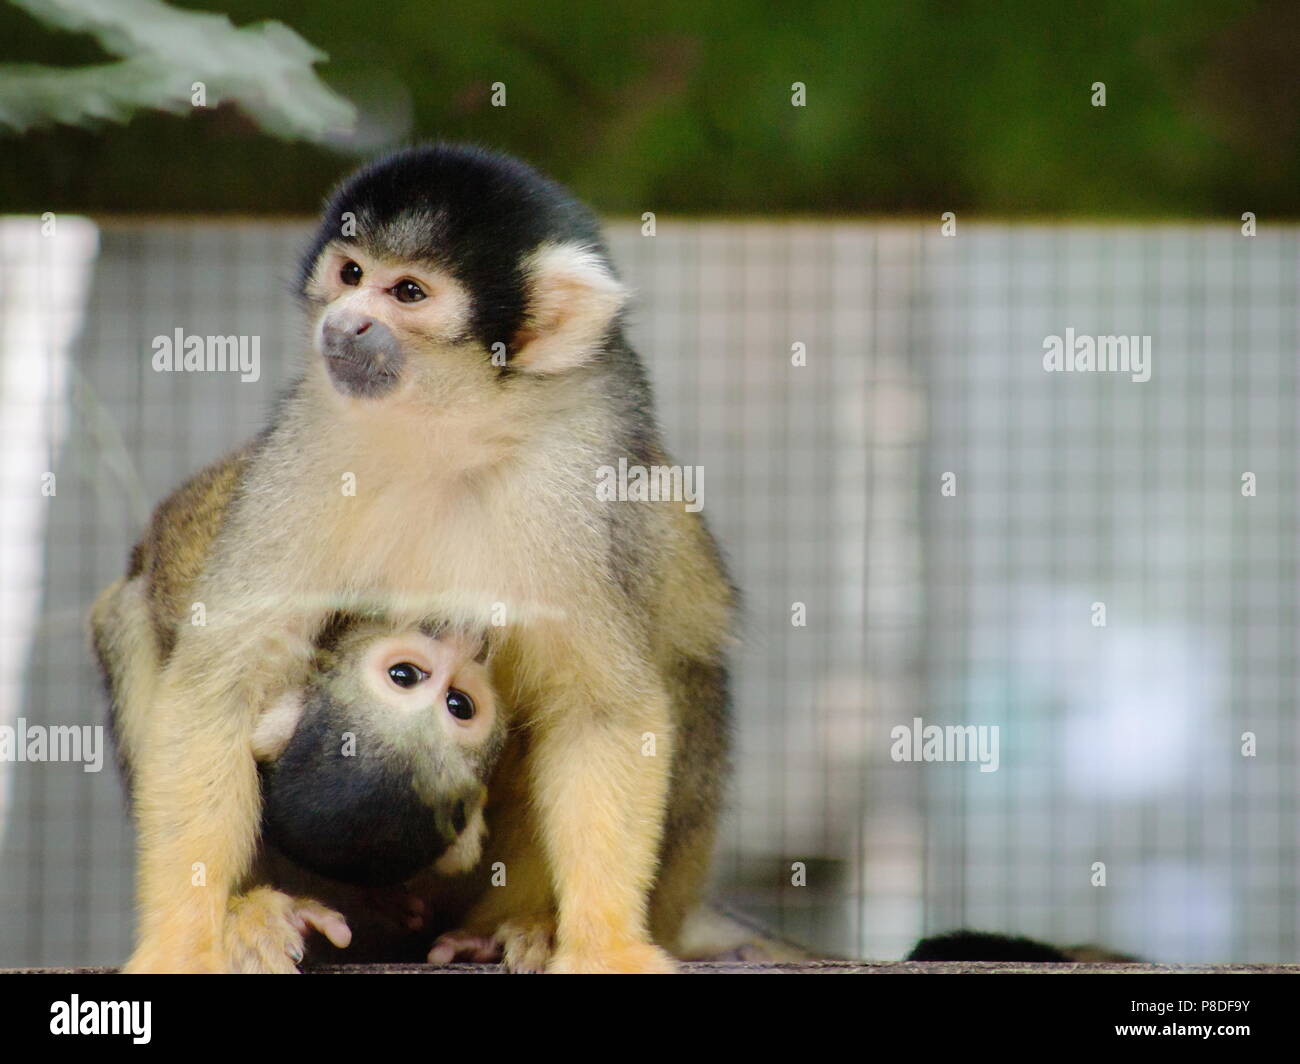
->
<box><xmin>431</xmin><ymin>906</ymin><xmax>557</xmax><ymax>974</ymax></box>
<box><xmin>427</xmin><ymin>921</ymin><xmax>555</xmax><ymax>973</ymax></box>
<box><xmin>530</xmin><ymin>666</ymin><xmax>677</xmax><ymax>974</ymax></box>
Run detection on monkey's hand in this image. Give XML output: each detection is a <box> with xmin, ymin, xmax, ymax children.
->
<box><xmin>427</xmin><ymin>914</ymin><xmax>556</xmax><ymax>973</ymax></box>
<box><xmin>225</xmin><ymin>886</ymin><xmax>351</xmax><ymax>973</ymax></box>
<box><xmin>426</xmin><ymin>930</ymin><xmax>502</xmax><ymax>966</ymax></box>
<box><xmin>497</xmin><ymin>917</ymin><xmax>557</xmax><ymax>973</ymax></box>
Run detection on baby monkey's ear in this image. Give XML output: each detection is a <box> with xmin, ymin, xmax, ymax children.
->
<box><xmin>251</xmin><ymin>691</ymin><xmax>306</xmax><ymax>762</ymax></box>
<box><xmin>510</xmin><ymin>243</ymin><xmax>628</xmax><ymax>373</ymax></box>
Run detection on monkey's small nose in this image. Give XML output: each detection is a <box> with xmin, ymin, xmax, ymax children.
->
<box><xmin>322</xmin><ymin>314</ymin><xmax>377</xmax><ymax>342</ymax></box>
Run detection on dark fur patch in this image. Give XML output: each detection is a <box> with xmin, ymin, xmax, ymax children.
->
<box><xmin>907</xmin><ymin>930</ymin><xmax>1071</xmax><ymax>962</ymax></box>
<box><xmin>259</xmin><ymin>702</ymin><xmax>454</xmax><ymax>887</ymax></box>
<box><xmin>660</xmin><ymin>656</ymin><xmax>733</xmax><ymax>841</ymax></box>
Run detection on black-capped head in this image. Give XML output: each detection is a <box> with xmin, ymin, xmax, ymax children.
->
<box><xmin>297</xmin><ymin>144</ymin><xmax>630</xmax><ymax>401</ymax></box>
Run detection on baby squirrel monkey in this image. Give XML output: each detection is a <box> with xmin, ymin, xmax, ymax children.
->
<box><xmin>249</xmin><ymin>614</ymin><xmax>505</xmax><ymax>969</ymax></box>
<box><xmin>95</xmin><ymin>143</ymin><xmax>735</xmax><ymax>973</ymax></box>
<box><xmin>93</xmin><ymin>450</ymin><xmax>506</xmax><ymax>970</ymax></box>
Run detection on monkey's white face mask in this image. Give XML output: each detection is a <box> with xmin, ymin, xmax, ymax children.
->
<box><xmin>304</xmin><ymin>240</ymin><xmax>628</xmax><ymax>405</ymax></box>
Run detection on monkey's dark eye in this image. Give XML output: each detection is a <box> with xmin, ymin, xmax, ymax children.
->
<box><xmin>387</xmin><ymin>663</ymin><xmax>426</xmax><ymax>689</ymax></box>
<box><xmin>446</xmin><ymin>688</ymin><xmax>475</xmax><ymax>720</ymax></box>
<box><xmin>393</xmin><ymin>279</ymin><xmax>426</xmax><ymax>304</ymax></box>
<box><xmin>340</xmin><ymin>261</ymin><xmax>363</xmax><ymax>286</ymax></box>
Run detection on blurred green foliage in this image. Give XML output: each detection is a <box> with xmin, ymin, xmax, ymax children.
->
<box><xmin>1</xmin><ymin>0</ymin><xmax>1297</xmax><ymax>216</ymax></box>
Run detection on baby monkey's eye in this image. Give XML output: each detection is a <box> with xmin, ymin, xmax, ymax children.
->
<box><xmin>340</xmin><ymin>261</ymin><xmax>363</xmax><ymax>286</ymax></box>
<box><xmin>445</xmin><ymin>688</ymin><xmax>475</xmax><ymax>721</ymax></box>
<box><xmin>387</xmin><ymin>662</ymin><xmax>426</xmax><ymax>689</ymax></box>
<box><xmin>392</xmin><ymin>279</ymin><xmax>426</xmax><ymax>304</ymax></box>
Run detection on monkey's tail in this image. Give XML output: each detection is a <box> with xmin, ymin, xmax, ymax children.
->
<box><xmin>907</xmin><ymin>929</ymin><xmax>1141</xmax><ymax>963</ymax></box>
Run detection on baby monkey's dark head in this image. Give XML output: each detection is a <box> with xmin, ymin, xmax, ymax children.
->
<box><xmin>298</xmin><ymin>143</ymin><xmax>628</xmax><ymax>405</ymax></box>
<box><xmin>252</xmin><ymin>617</ymin><xmax>503</xmax><ymax>887</ymax></box>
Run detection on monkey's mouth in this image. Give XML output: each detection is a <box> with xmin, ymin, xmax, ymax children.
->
<box><xmin>324</xmin><ymin>352</ymin><xmax>400</xmax><ymax>398</ymax></box>
<box><xmin>324</xmin><ymin>352</ymin><xmax>374</xmax><ymax>371</ymax></box>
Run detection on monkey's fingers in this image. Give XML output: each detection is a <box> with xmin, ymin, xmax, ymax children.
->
<box><xmin>225</xmin><ymin>887</ymin><xmax>350</xmax><ymax>973</ymax></box>
<box><xmin>426</xmin><ymin>930</ymin><xmax>503</xmax><ymax>965</ymax></box>
<box><xmin>289</xmin><ymin>899</ymin><xmax>353</xmax><ymax>950</ymax></box>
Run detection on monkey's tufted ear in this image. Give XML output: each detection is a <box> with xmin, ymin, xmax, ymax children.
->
<box><xmin>511</xmin><ymin>243</ymin><xmax>628</xmax><ymax>373</ymax></box>
<box><xmin>251</xmin><ymin>691</ymin><xmax>305</xmax><ymax>762</ymax></box>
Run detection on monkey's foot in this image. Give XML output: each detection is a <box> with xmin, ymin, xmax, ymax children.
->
<box><xmin>225</xmin><ymin>887</ymin><xmax>352</xmax><ymax>973</ymax></box>
<box><xmin>548</xmin><ymin>939</ymin><xmax>677</xmax><ymax>974</ymax></box>
<box><xmin>426</xmin><ymin>916</ymin><xmax>555</xmax><ymax>972</ymax></box>
<box><xmin>426</xmin><ymin>930</ymin><xmax>503</xmax><ymax>966</ymax></box>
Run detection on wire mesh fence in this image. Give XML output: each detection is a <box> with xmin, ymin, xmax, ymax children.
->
<box><xmin>0</xmin><ymin>218</ymin><xmax>1294</xmax><ymax>966</ymax></box>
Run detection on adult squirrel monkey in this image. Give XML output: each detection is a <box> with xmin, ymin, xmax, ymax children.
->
<box><xmin>94</xmin><ymin>144</ymin><xmax>735</xmax><ymax>973</ymax></box>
